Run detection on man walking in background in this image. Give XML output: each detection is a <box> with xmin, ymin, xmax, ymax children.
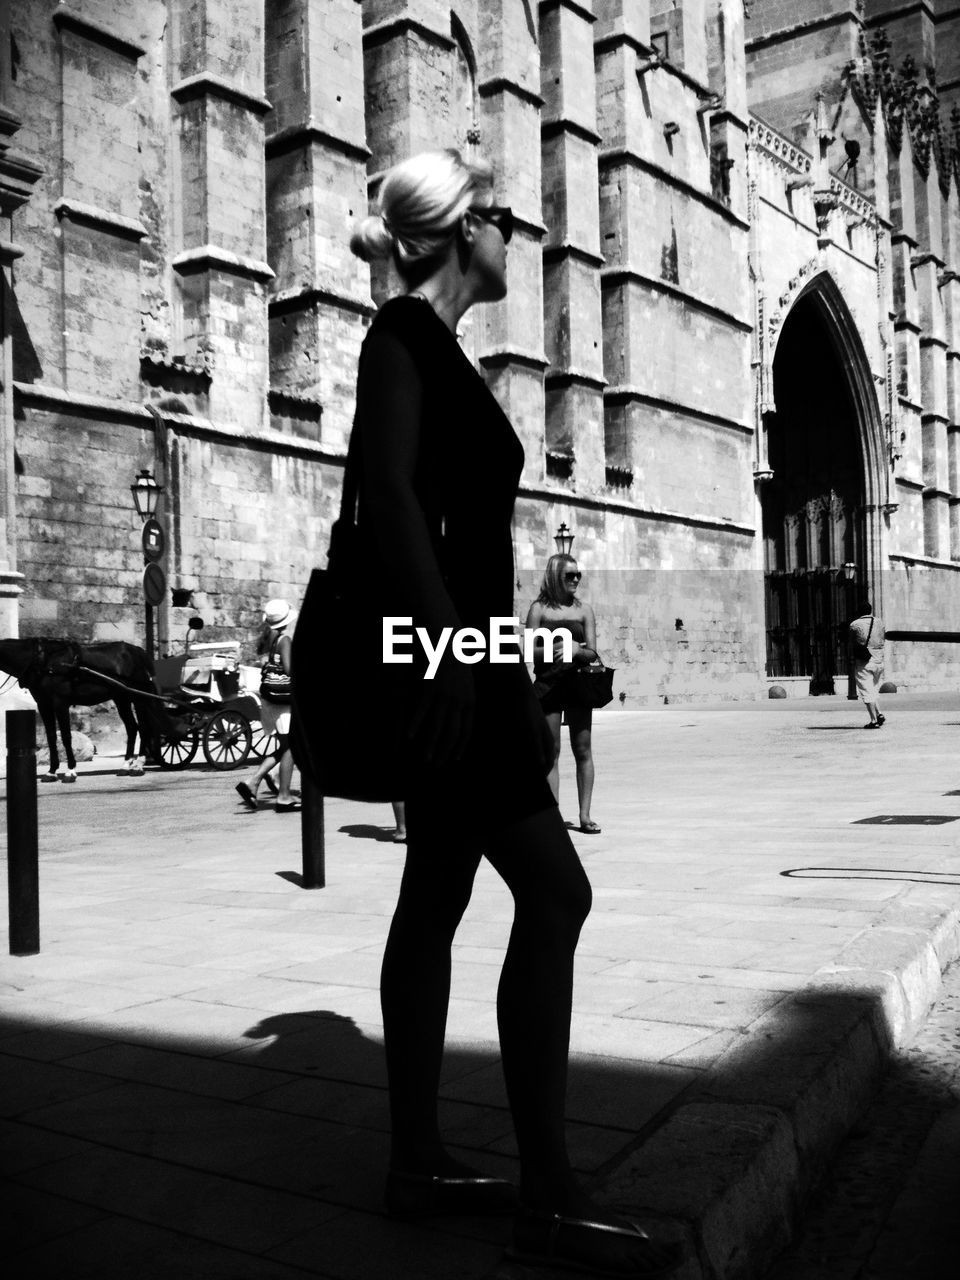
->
<box><xmin>849</xmin><ymin>599</ymin><xmax>886</xmax><ymax>729</ymax></box>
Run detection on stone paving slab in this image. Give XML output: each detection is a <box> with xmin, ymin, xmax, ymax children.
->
<box><xmin>1</xmin><ymin>692</ymin><xmax>960</xmax><ymax>1277</ymax></box>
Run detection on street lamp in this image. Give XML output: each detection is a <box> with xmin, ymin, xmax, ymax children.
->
<box><xmin>130</xmin><ymin>469</ymin><xmax>162</xmax><ymax>521</ymax></box>
<box><xmin>131</xmin><ymin>469</ymin><xmax>166</xmax><ymax>661</ymax></box>
<box><xmin>839</xmin><ymin>563</ymin><xmax>859</xmax><ymax>701</ymax></box>
<box><xmin>554</xmin><ymin>522</ymin><xmax>574</xmax><ymax>556</ymax></box>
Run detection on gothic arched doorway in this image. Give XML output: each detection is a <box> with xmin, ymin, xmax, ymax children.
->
<box><xmin>762</xmin><ymin>293</ymin><xmax>866</xmax><ymax>693</ymax></box>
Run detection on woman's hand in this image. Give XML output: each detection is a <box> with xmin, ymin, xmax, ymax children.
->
<box><xmin>408</xmin><ymin>656</ymin><xmax>475</xmax><ymax>767</ymax></box>
<box><xmin>572</xmin><ymin>642</ymin><xmax>595</xmax><ymax>666</ymax></box>
<box><xmin>550</xmin><ymin>635</ymin><xmax>569</xmax><ymax>663</ymax></box>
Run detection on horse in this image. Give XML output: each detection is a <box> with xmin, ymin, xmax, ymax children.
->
<box><xmin>0</xmin><ymin>638</ymin><xmax>165</xmax><ymax>781</ymax></box>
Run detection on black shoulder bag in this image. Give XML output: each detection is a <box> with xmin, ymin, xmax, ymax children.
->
<box><xmin>852</xmin><ymin>615</ymin><xmax>874</xmax><ymax>664</ymax></box>
<box><xmin>290</xmin><ymin>427</ymin><xmax>416</xmax><ymax>801</ymax></box>
<box><xmin>259</xmin><ymin>634</ymin><xmax>292</xmax><ymax>703</ymax></box>
<box><xmin>571</xmin><ymin>657</ymin><xmax>616</xmax><ymax>709</ymax></box>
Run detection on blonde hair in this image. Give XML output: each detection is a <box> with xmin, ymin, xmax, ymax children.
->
<box><xmin>350</xmin><ymin>149</ymin><xmax>494</xmax><ymax>276</ymax></box>
<box><xmin>536</xmin><ymin>555</ymin><xmax>579</xmax><ymax>608</ymax></box>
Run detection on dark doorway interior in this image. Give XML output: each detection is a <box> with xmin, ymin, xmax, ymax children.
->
<box><xmin>763</xmin><ymin>296</ymin><xmax>865</xmax><ymax>692</ymax></box>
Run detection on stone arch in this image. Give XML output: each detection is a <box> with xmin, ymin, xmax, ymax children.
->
<box><xmin>761</xmin><ymin>270</ymin><xmax>889</xmax><ymax>690</ymax></box>
<box><xmin>770</xmin><ymin>269</ymin><xmax>889</xmax><ymax>610</ymax></box>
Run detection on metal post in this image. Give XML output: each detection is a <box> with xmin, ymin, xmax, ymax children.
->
<box><xmin>846</xmin><ymin>579</ymin><xmax>858</xmax><ymax>700</ymax></box>
<box><xmin>300</xmin><ymin>777</ymin><xmax>325</xmax><ymax>888</ymax></box>
<box><xmin>145</xmin><ymin>603</ymin><xmax>155</xmax><ymax>661</ymax></box>
<box><xmin>6</xmin><ymin>710</ymin><xmax>40</xmax><ymax>955</ymax></box>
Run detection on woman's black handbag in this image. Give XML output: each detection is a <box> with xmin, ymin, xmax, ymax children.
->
<box><xmin>571</xmin><ymin>661</ymin><xmax>615</xmax><ymax>709</ymax></box>
<box><xmin>260</xmin><ymin>666</ymin><xmax>292</xmax><ymax>703</ymax></box>
<box><xmin>290</xmin><ymin>429</ymin><xmax>416</xmax><ymax>801</ymax></box>
<box><xmin>259</xmin><ymin>638</ymin><xmax>292</xmax><ymax>703</ymax></box>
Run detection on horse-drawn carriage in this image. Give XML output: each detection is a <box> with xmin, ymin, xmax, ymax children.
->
<box><xmin>152</xmin><ymin>641</ymin><xmax>262</xmax><ymax>770</ymax></box>
<box><xmin>0</xmin><ymin>624</ymin><xmax>275</xmax><ymax>779</ymax></box>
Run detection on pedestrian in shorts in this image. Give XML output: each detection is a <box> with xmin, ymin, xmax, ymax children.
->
<box><xmin>849</xmin><ymin>598</ymin><xmax>886</xmax><ymax>728</ymax></box>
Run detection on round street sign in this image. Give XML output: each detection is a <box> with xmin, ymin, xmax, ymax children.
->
<box><xmin>141</xmin><ymin>517</ymin><xmax>165</xmax><ymax>562</ymax></box>
<box><xmin>143</xmin><ymin>562</ymin><xmax>166</xmax><ymax>607</ymax></box>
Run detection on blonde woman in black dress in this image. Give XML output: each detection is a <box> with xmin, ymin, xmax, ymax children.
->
<box><xmin>348</xmin><ymin>148</ymin><xmax>680</xmax><ymax>1276</ymax></box>
<box><xmin>526</xmin><ymin>555</ymin><xmax>601</xmax><ymax>833</ymax></box>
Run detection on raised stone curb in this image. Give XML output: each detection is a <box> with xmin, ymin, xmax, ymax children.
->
<box><xmin>590</xmin><ymin>897</ymin><xmax>960</xmax><ymax>1279</ymax></box>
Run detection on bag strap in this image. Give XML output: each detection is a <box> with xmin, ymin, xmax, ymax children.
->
<box><xmin>339</xmin><ymin>422</ymin><xmax>363</xmax><ymax>526</ymax></box>
<box><xmin>865</xmin><ymin>616</ymin><xmax>874</xmax><ymax>645</ymax></box>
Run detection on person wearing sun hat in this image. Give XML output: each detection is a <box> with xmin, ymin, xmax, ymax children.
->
<box><xmin>235</xmin><ymin>598</ymin><xmax>299</xmax><ymax>812</ymax></box>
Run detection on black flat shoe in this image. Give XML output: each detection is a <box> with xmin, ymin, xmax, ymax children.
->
<box><xmin>235</xmin><ymin>781</ymin><xmax>258</xmax><ymax>810</ymax></box>
<box><xmin>508</xmin><ymin>1210</ymin><xmax>684</xmax><ymax>1277</ymax></box>
<box><xmin>384</xmin><ymin>1168</ymin><xmax>518</xmax><ymax>1218</ymax></box>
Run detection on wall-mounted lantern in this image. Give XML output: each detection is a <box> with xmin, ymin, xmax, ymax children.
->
<box><xmin>130</xmin><ymin>469</ymin><xmax>162</xmax><ymax>521</ymax></box>
<box><xmin>554</xmin><ymin>523</ymin><xmax>574</xmax><ymax>556</ymax></box>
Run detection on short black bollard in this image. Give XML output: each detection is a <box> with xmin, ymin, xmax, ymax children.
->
<box><xmin>300</xmin><ymin>776</ymin><xmax>325</xmax><ymax>889</ymax></box>
<box><xmin>6</xmin><ymin>709</ymin><xmax>40</xmax><ymax>955</ymax></box>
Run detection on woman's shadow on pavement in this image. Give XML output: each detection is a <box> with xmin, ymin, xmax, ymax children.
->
<box><xmin>237</xmin><ymin>1009</ymin><xmax>518</xmax><ymax>1229</ymax></box>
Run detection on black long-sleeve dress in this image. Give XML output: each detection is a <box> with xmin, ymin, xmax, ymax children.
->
<box><xmin>352</xmin><ymin>294</ymin><xmax>555</xmax><ymax>826</ymax></box>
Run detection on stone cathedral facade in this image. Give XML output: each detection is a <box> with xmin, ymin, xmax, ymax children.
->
<box><xmin>3</xmin><ymin>0</ymin><xmax>960</xmax><ymax>704</ymax></box>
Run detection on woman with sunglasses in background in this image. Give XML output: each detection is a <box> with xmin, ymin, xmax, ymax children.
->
<box><xmin>527</xmin><ymin>555</ymin><xmax>602</xmax><ymax>834</ymax></box>
<box><xmin>347</xmin><ymin>149</ymin><xmax>680</xmax><ymax>1277</ymax></box>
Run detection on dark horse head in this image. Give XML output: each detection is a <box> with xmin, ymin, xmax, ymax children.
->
<box><xmin>0</xmin><ymin>638</ymin><xmax>41</xmax><ymax>682</ymax></box>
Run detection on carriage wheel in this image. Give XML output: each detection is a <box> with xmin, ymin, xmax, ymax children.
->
<box><xmin>250</xmin><ymin>723</ymin><xmax>279</xmax><ymax>761</ymax></box>
<box><xmin>202</xmin><ymin>709</ymin><xmax>252</xmax><ymax>770</ymax></box>
<box><xmin>157</xmin><ymin>732</ymin><xmax>199</xmax><ymax>770</ymax></box>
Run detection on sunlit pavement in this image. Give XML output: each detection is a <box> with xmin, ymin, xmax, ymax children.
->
<box><xmin>1</xmin><ymin>691</ymin><xmax>959</xmax><ymax>1278</ymax></box>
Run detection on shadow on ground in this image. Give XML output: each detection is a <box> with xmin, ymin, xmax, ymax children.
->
<box><xmin>0</xmin><ymin>975</ymin><xmax>918</xmax><ymax>1280</ymax></box>
<box><xmin>337</xmin><ymin>824</ymin><xmax>401</xmax><ymax>843</ymax></box>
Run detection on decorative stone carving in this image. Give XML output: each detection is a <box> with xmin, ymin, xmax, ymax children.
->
<box><xmin>814</xmin><ymin>190</ymin><xmax>840</xmax><ymax>237</ymax></box>
<box><xmin>767</xmin><ymin>258</ymin><xmax>821</xmax><ymax>343</ymax></box>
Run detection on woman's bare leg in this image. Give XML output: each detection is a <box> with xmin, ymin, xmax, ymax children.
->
<box><xmin>380</xmin><ymin>812</ymin><xmax>483</xmax><ymax>1173</ymax></box>
<box><xmin>545</xmin><ymin>710</ymin><xmax>563</xmax><ymax>803</ymax></box>
<box><xmin>276</xmin><ymin>747</ymin><xmax>295</xmax><ymax>802</ymax></box>
<box><xmin>484</xmin><ymin>805</ymin><xmax>592</xmax><ymax>1211</ymax></box>
<box><xmin>243</xmin><ymin>749</ymin><xmax>280</xmax><ymax>797</ymax></box>
<box><xmin>567</xmin><ymin>707</ymin><xmax>595</xmax><ymax>827</ymax></box>
<box><xmin>391</xmin><ymin>800</ymin><xmax>407</xmax><ymax>840</ymax></box>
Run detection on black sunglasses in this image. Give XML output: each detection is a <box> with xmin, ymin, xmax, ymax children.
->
<box><xmin>563</xmin><ymin>571</ymin><xmax>582</xmax><ymax>581</ymax></box>
<box><xmin>470</xmin><ymin>205</ymin><xmax>514</xmax><ymax>245</ymax></box>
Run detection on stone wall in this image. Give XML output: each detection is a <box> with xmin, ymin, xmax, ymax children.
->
<box><xmin>885</xmin><ymin>562</ymin><xmax>960</xmax><ymax>688</ymax></box>
<box><xmin>5</xmin><ymin>0</ymin><xmax>960</xmax><ymax>707</ymax></box>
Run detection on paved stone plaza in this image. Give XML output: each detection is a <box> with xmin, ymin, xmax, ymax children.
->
<box><xmin>2</xmin><ymin>691</ymin><xmax>960</xmax><ymax>1278</ymax></box>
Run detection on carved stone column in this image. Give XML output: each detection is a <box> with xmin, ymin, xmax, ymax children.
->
<box><xmin>170</xmin><ymin>0</ymin><xmax>274</xmax><ymax>429</ymax></box>
<box><xmin>0</xmin><ymin>5</ymin><xmax>42</xmax><ymax>636</ymax></box>
<box><xmin>477</xmin><ymin>1</ymin><xmax>548</xmax><ymax>486</ymax></box>
<box><xmin>540</xmin><ymin>0</ymin><xmax>605</xmax><ymax>494</ymax></box>
<box><xmin>361</xmin><ymin>1</ymin><xmax>457</xmax><ymax>307</ymax></box>
<box><xmin>266</xmin><ymin>0</ymin><xmax>372</xmax><ymax>452</ymax></box>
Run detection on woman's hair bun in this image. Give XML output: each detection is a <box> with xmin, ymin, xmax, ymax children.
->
<box><xmin>350</xmin><ymin>214</ymin><xmax>395</xmax><ymax>262</ymax></box>
<box><xmin>349</xmin><ymin>150</ymin><xmax>494</xmax><ymax>272</ymax></box>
